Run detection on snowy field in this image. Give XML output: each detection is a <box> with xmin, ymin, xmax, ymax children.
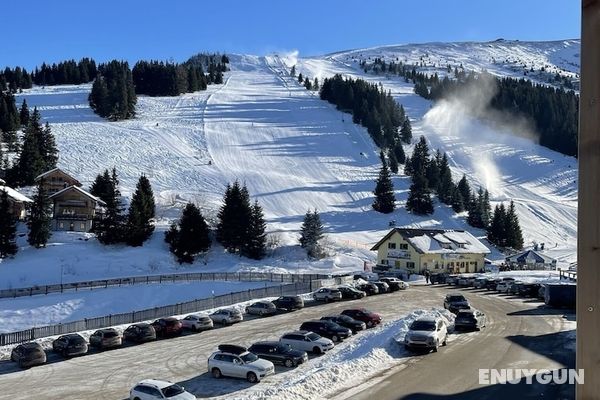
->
<box><xmin>0</xmin><ymin>39</ymin><xmax>579</xmax><ymax>292</ymax></box>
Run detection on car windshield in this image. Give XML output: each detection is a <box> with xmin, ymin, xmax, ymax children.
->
<box><xmin>162</xmin><ymin>384</ymin><xmax>185</xmax><ymax>398</ymax></box>
<box><xmin>241</xmin><ymin>352</ymin><xmax>259</xmax><ymax>363</ymax></box>
<box><xmin>448</xmin><ymin>295</ymin><xmax>466</xmax><ymax>302</ymax></box>
<box><xmin>410</xmin><ymin>320</ymin><xmax>436</xmax><ymax>331</ymax></box>
<box><xmin>67</xmin><ymin>335</ymin><xmax>85</xmax><ymax>344</ymax></box>
<box><xmin>457</xmin><ymin>312</ymin><xmax>475</xmax><ymax>319</ymax></box>
<box><xmin>104</xmin><ymin>331</ymin><xmax>118</xmax><ymax>338</ymax></box>
<box><xmin>277</xmin><ymin>343</ymin><xmax>292</xmax><ymax>353</ymax></box>
<box><xmin>307</xmin><ymin>333</ymin><xmax>321</xmax><ymax>341</ymax></box>
<box><xmin>339</xmin><ymin>315</ymin><xmax>353</xmax><ymax>323</ymax></box>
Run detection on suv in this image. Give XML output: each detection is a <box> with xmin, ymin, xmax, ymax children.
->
<box><xmin>246</xmin><ymin>301</ymin><xmax>277</xmax><ymax>316</ymax></box>
<box><xmin>320</xmin><ymin>315</ymin><xmax>366</xmax><ymax>334</ymax></box>
<box><xmin>280</xmin><ymin>330</ymin><xmax>334</xmax><ymax>354</ymax></box>
<box><xmin>337</xmin><ymin>285</ymin><xmax>367</xmax><ymax>299</ymax></box>
<box><xmin>272</xmin><ymin>295</ymin><xmax>304</xmax><ymax>311</ymax></box>
<box><xmin>180</xmin><ymin>313</ymin><xmax>214</xmax><ymax>332</ymax></box>
<box><xmin>404</xmin><ymin>316</ymin><xmax>448</xmax><ymax>352</ymax></box>
<box><xmin>207</xmin><ymin>344</ymin><xmax>274</xmax><ymax>383</ymax></box>
<box><xmin>89</xmin><ymin>328</ymin><xmax>122</xmax><ymax>349</ymax></box>
<box><xmin>313</xmin><ymin>288</ymin><xmax>342</xmax><ymax>302</ymax></box>
<box><xmin>52</xmin><ymin>334</ymin><xmax>88</xmax><ymax>357</ymax></box>
<box><xmin>248</xmin><ymin>341</ymin><xmax>308</xmax><ymax>368</ymax></box>
<box><xmin>123</xmin><ymin>323</ymin><xmax>157</xmax><ymax>343</ymax></box>
<box><xmin>372</xmin><ymin>281</ymin><xmax>390</xmax><ymax>294</ymax></box>
<box><xmin>299</xmin><ymin>320</ymin><xmax>352</xmax><ymax>342</ymax></box>
<box><xmin>129</xmin><ymin>379</ymin><xmax>195</xmax><ymax>400</ymax></box>
<box><xmin>444</xmin><ymin>294</ymin><xmax>470</xmax><ymax>314</ymax></box>
<box><xmin>356</xmin><ymin>282</ymin><xmax>379</xmax><ymax>295</ymax></box>
<box><xmin>152</xmin><ymin>317</ymin><xmax>183</xmax><ymax>338</ymax></box>
<box><xmin>380</xmin><ymin>277</ymin><xmax>408</xmax><ymax>291</ymax></box>
<box><xmin>341</xmin><ymin>308</ymin><xmax>382</xmax><ymax>328</ymax></box>
<box><xmin>11</xmin><ymin>342</ymin><xmax>46</xmax><ymax>368</ymax></box>
<box><xmin>210</xmin><ymin>309</ymin><xmax>243</xmax><ymax>325</ymax></box>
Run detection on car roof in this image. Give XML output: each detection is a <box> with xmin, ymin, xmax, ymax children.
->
<box><xmin>95</xmin><ymin>328</ymin><xmax>118</xmax><ymax>333</ymax></box>
<box><xmin>19</xmin><ymin>342</ymin><xmax>42</xmax><ymax>348</ymax></box>
<box><xmin>457</xmin><ymin>309</ymin><xmax>477</xmax><ymax>314</ymax></box>
<box><xmin>251</xmin><ymin>341</ymin><xmax>279</xmax><ymax>347</ymax></box>
<box><xmin>131</xmin><ymin>322</ymin><xmax>151</xmax><ymax>327</ymax></box>
<box><xmin>284</xmin><ymin>330</ymin><xmax>310</xmax><ymax>336</ymax></box>
<box><xmin>217</xmin><ymin>344</ymin><xmax>247</xmax><ymax>354</ymax></box>
<box><xmin>137</xmin><ymin>379</ymin><xmax>173</xmax><ymax>389</ymax></box>
<box><xmin>415</xmin><ymin>316</ymin><xmax>438</xmax><ymax>322</ymax></box>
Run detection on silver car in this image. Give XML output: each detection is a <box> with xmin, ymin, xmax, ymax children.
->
<box><xmin>181</xmin><ymin>313</ymin><xmax>214</xmax><ymax>332</ymax></box>
<box><xmin>313</xmin><ymin>288</ymin><xmax>342</xmax><ymax>302</ymax></box>
<box><xmin>246</xmin><ymin>301</ymin><xmax>277</xmax><ymax>316</ymax></box>
<box><xmin>208</xmin><ymin>344</ymin><xmax>274</xmax><ymax>383</ymax></box>
<box><xmin>210</xmin><ymin>309</ymin><xmax>243</xmax><ymax>325</ymax></box>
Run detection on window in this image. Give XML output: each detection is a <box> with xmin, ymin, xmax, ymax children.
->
<box><xmin>80</xmin><ymin>223</ymin><xmax>85</xmax><ymax>230</ymax></box>
<box><xmin>59</xmin><ymin>222</ymin><xmax>64</xmax><ymax>228</ymax></box>
<box><xmin>399</xmin><ymin>243</ymin><xmax>408</xmax><ymax>250</ymax></box>
<box><xmin>387</xmin><ymin>242</ymin><xmax>396</xmax><ymax>249</ymax></box>
<box><xmin>381</xmin><ymin>259</ymin><xmax>389</xmax><ymax>265</ymax></box>
<box><xmin>406</xmin><ymin>262</ymin><xmax>415</xmax><ymax>269</ymax></box>
<box><xmin>394</xmin><ymin>260</ymin><xmax>401</xmax><ymax>267</ymax></box>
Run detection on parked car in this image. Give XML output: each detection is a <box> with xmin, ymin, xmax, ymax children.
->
<box><xmin>521</xmin><ymin>283</ymin><xmax>542</xmax><ymax>298</ymax></box>
<box><xmin>404</xmin><ymin>316</ymin><xmax>448</xmax><ymax>352</ymax></box>
<box><xmin>123</xmin><ymin>323</ymin><xmax>157</xmax><ymax>343</ymax></box>
<box><xmin>457</xmin><ymin>275</ymin><xmax>476</xmax><ymax>287</ymax></box>
<box><xmin>372</xmin><ymin>281</ymin><xmax>390</xmax><ymax>294</ymax></box>
<box><xmin>337</xmin><ymin>285</ymin><xmax>367</xmax><ymax>299</ymax></box>
<box><xmin>454</xmin><ymin>309</ymin><xmax>487</xmax><ymax>331</ymax></box>
<box><xmin>313</xmin><ymin>287</ymin><xmax>343</xmax><ymax>302</ymax></box>
<box><xmin>444</xmin><ymin>293</ymin><xmax>470</xmax><ymax>314</ymax></box>
<box><xmin>279</xmin><ymin>330</ymin><xmax>334</xmax><ymax>354</ymax></box>
<box><xmin>320</xmin><ymin>315</ymin><xmax>366</xmax><ymax>334</ymax></box>
<box><xmin>495</xmin><ymin>281</ymin><xmax>511</xmax><ymax>293</ymax></box>
<box><xmin>299</xmin><ymin>320</ymin><xmax>352</xmax><ymax>342</ymax></box>
<box><xmin>473</xmin><ymin>278</ymin><xmax>488</xmax><ymax>289</ymax></box>
<box><xmin>445</xmin><ymin>275</ymin><xmax>459</xmax><ymax>285</ymax></box>
<box><xmin>380</xmin><ymin>277</ymin><xmax>409</xmax><ymax>291</ymax></box>
<box><xmin>356</xmin><ymin>282</ymin><xmax>379</xmax><ymax>296</ymax></box>
<box><xmin>537</xmin><ymin>285</ymin><xmax>547</xmax><ymax>300</ymax></box>
<box><xmin>52</xmin><ymin>333</ymin><xmax>88</xmax><ymax>357</ymax></box>
<box><xmin>248</xmin><ymin>341</ymin><xmax>308</xmax><ymax>368</ymax></box>
<box><xmin>210</xmin><ymin>309</ymin><xmax>243</xmax><ymax>325</ymax></box>
<box><xmin>89</xmin><ymin>328</ymin><xmax>122</xmax><ymax>349</ymax></box>
<box><xmin>180</xmin><ymin>313</ymin><xmax>214</xmax><ymax>332</ymax></box>
<box><xmin>129</xmin><ymin>379</ymin><xmax>195</xmax><ymax>400</ymax></box>
<box><xmin>508</xmin><ymin>281</ymin><xmax>525</xmax><ymax>295</ymax></box>
<box><xmin>208</xmin><ymin>344</ymin><xmax>274</xmax><ymax>383</ymax></box>
<box><xmin>341</xmin><ymin>308</ymin><xmax>382</xmax><ymax>328</ymax></box>
<box><xmin>152</xmin><ymin>317</ymin><xmax>184</xmax><ymax>338</ymax></box>
<box><xmin>272</xmin><ymin>295</ymin><xmax>304</xmax><ymax>311</ymax></box>
<box><xmin>246</xmin><ymin>301</ymin><xmax>277</xmax><ymax>316</ymax></box>
<box><xmin>430</xmin><ymin>272</ymin><xmax>449</xmax><ymax>284</ymax></box>
<box><xmin>10</xmin><ymin>342</ymin><xmax>46</xmax><ymax>368</ymax></box>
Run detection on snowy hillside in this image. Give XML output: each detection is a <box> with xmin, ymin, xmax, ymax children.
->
<box><xmin>0</xmin><ymin>39</ymin><xmax>579</xmax><ymax>289</ymax></box>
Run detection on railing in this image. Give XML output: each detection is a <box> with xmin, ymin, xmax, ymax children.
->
<box><xmin>0</xmin><ymin>272</ymin><xmax>334</xmax><ymax>299</ymax></box>
<box><xmin>559</xmin><ymin>270</ymin><xmax>577</xmax><ymax>281</ymax></box>
<box><xmin>0</xmin><ymin>281</ymin><xmax>314</xmax><ymax>346</ymax></box>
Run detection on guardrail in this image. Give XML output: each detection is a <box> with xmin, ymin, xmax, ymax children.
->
<box><xmin>0</xmin><ymin>281</ymin><xmax>314</xmax><ymax>346</ymax></box>
<box><xmin>0</xmin><ymin>272</ymin><xmax>334</xmax><ymax>299</ymax></box>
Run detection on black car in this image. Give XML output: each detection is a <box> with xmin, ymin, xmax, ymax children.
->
<box><xmin>123</xmin><ymin>323</ymin><xmax>157</xmax><ymax>343</ymax></box>
<box><xmin>520</xmin><ymin>283</ymin><xmax>542</xmax><ymax>297</ymax></box>
<box><xmin>273</xmin><ymin>295</ymin><xmax>304</xmax><ymax>311</ymax></box>
<box><xmin>248</xmin><ymin>341</ymin><xmax>308</xmax><ymax>368</ymax></box>
<box><xmin>299</xmin><ymin>320</ymin><xmax>352</xmax><ymax>342</ymax></box>
<box><xmin>485</xmin><ymin>279</ymin><xmax>501</xmax><ymax>290</ymax></box>
<box><xmin>444</xmin><ymin>294</ymin><xmax>471</xmax><ymax>314</ymax></box>
<box><xmin>320</xmin><ymin>315</ymin><xmax>366</xmax><ymax>333</ymax></box>
<box><xmin>337</xmin><ymin>286</ymin><xmax>367</xmax><ymax>299</ymax></box>
<box><xmin>380</xmin><ymin>277</ymin><xmax>402</xmax><ymax>291</ymax></box>
<box><xmin>356</xmin><ymin>282</ymin><xmax>379</xmax><ymax>295</ymax></box>
<box><xmin>52</xmin><ymin>334</ymin><xmax>88</xmax><ymax>357</ymax></box>
<box><xmin>372</xmin><ymin>281</ymin><xmax>390</xmax><ymax>294</ymax></box>
<box><xmin>11</xmin><ymin>342</ymin><xmax>46</xmax><ymax>368</ymax></box>
<box><xmin>430</xmin><ymin>273</ymin><xmax>449</xmax><ymax>284</ymax></box>
<box><xmin>454</xmin><ymin>309</ymin><xmax>487</xmax><ymax>331</ymax></box>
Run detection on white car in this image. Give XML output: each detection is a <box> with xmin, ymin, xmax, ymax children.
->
<box><xmin>130</xmin><ymin>379</ymin><xmax>195</xmax><ymax>400</ymax></box>
<box><xmin>495</xmin><ymin>281</ymin><xmax>511</xmax><ymax>293</ymax></box>
<box><xmin>207</xmin><ymin>344</ymin><xmax>274</xmax><ymax>383</ymax></box>
<box><xmin>210</xmin><ymin>309</ymin><xmax>243</xmax><ymax>325</ymax></box>
<box><xmin>180</xmin><ymin>313</ymin><xmax>214</xmax><ymax>332</ymax></box>
<box><xmin>313</xmin><ymin>287</ymin><xmax>342</xmax><ymax>302</ymax></box>
<box><xmin>279</xmin><ymin>330</ymin><xmax>335</xmax><ymax>354</ymax></box>
<box><xmin>404</xmin><ymin>316</ymin><xmax>448</xmax><ymax>352</ymax></box>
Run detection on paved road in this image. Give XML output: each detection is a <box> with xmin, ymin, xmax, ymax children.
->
<box><xmin>0</xmin><ymin>284</ymin><xmax>574</xmax><ymax>399</ymax></box>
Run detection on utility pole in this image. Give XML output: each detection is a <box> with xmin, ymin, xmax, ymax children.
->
<box><xmin>578</xmin><ymin>1</ymin><xmax>600</xmax><ymax>398</ymax></box>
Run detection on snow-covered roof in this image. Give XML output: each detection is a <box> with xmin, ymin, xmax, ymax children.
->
<box><xmin>35</xmin><ymin>168</ymin><xmax>81</xmax><ymax>184</ymax></box>
<box><xmin>0</xmin><ymin>186</ymin><xmax>33</xmax><ymax>203</ymax></box>
<box><xmin>506</xmin><ymin>249</ymin><xmax>556</xmax><ymax>264</ymax></box>
<box><xmin>371</xmin><ymin>228</ymin><xmax>490</xmax><ymax>255</ymax></box>
<box><xmin>48</xmin><ymin>185</ymin><xmax>106</xmax><ymax>206</ymax></box>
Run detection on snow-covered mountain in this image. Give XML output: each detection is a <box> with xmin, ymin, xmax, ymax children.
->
<box><xmin>2</xmin><ymin>39</ymin><xmax>579</xmax><ymax>288</ymax></box>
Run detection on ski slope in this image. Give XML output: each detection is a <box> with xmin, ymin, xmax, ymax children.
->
<box><xmin>0</xmin><ymin>40</ymin><xmax>579</xmax><ymax>292</ymax></box>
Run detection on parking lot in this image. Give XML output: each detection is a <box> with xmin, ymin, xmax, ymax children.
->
<box><xmin>0</xmin><ymin>282</ymin><xmax>575</xmax><ymax>400</ymax></box>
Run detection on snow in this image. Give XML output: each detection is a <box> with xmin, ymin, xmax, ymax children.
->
<box><xmin>0</xmin><ymin>186</ymin><xmax>33</xmax><ymax>203</ymax></box>
<box><xmin>402</xmin><ymin>230</ymin><xmax>490</xmax><ymax>254</ymax></box>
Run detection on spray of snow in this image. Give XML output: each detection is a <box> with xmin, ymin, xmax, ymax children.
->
<box><xmin>278</xmin><ymin>50</ymin><xmax>299</xmax><ymax>68</ymax></box>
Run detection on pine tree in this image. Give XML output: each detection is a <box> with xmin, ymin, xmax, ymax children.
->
<box><xmin>437</xmin><ymin>153</ymin><xmax>454</xmax><ymax>204</ymax></box>
<box><xmin>393</xmin><ymin>142</ymin><xmax>406</xmax><ymax>165</ymax></box>
<box><xmin>298</xmin><ymin>73</ymin><xmax>303</xmax><ymax>83</ymax></box>
<box><xmin>27</xmin><ymin>179</ymin><xmax>51</xmax><ymax>248</ymax></box>
<box><xmin>19</xmin><ymin>99</ymin><xmax>30</xmax><ymax>126</ymax></box>
<box><xmin>506</xmin><ymin>201</ymin><xmax>524</xmax><ymax>250</ymax></box>
<box><xmin>409</xmin><ymin>136</ymin><xmax>430</xmax><ymax>177</ymax></box>
<box><xmin>313</xmin><ymin>77</ymin><xmax>319</xmax><ymax>91</ymax></box>
<box><xmin>40</xmin><ymin>122</ymin><xmax>58</xmax><ymax>170</ymax></box>
<box><xmin>165</xmin><ymin>203</ymin><xmax>211</xmax><ymax>263</ymax></box>
<box><xmin>406</xmin><ymin>171</ymin><xmax>434</xmax><ymax>215</ymax></box>
<box><xmin>481</xmin><ymin>189</ymin><xmax>492</xmax><ymax>228</ymax></box>
<box><xmin>457</xmin><ymin>175</ymin><xmax>471</xmax><ymax>208</ymax></box>
<box><xmin>243</xmin><ymin>200</ymin><xmax>267</xmax><ymax>259</ymax></box>
<box><xmin>299</xmin><ymin>209</ymin><xmax>324</xmax><ymax>257</ymax></box>
<box><xmin>290</xmin><ymin>65</ymin><xmax>296</xmax><ymax>77</ymax></box>
<box><xmin>89</xmin><ymin>75</ymin><xmax>110</xmax><ymax>117</ymax></box>
<box><xmin>126</xmin><ymin>175</ymin><xmax>156</xmax><ymax>246</ymax></box>
<box><xmin>400</xmin><ymin>118</ymin><xmax>412</xmax><ymax>144</ymax></box>
<box><xmin>15</xmin><ymin>112</ymin><xmax>45</xmax><ymax>185</ymax></box>
<box><xmin>0</xmin><ymin>190</ymin><xmax>18</xmax><ymax>258</ymax></box>
<box><xmin>94</xmin><ymin>168</ymin><xmax>125</xmax><ymax>244</ymax></box>
<box><xmin>487</xmin><ymin>204</ymin><xmax>507</xmax><ymax>246</ymax></box>
<box><xmin>450</xmin><ymin>185</ymin><xmax>464</xmax><ymax>212</ymax></box>
<box><xmin>425</xmin><ymin>157</ymin><xmax>440</xmax><ymax>192</ymax></box>
<box><xmin>372</xmin><ymin>159</ymin><xmax>396</xmax><ymax>213</ymax></box>
<box><xmin>216</xmin><ymin>181</ymin><xmax>252</xmax><ymax>253</ymax></box>
<box><xmin>388</xmin><ymin>149</ymin><xmax>399</xmax><ymax>174</ymax></box>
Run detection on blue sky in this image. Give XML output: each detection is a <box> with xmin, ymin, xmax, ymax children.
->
<box><xmin>2</xmin><ymin>0</ymin><xmax>580</xmax><ymax>69</ymax></box>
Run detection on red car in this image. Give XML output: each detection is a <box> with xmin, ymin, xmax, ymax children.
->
<box><xmin>152</xmin><ymin>317</ymin><xmax>183</xmax><ymax>338</ymax></box>
<box><xmin>341</xmin><ymin>308</ymin><xmax>382</xmax><ymax>328</ymax></box>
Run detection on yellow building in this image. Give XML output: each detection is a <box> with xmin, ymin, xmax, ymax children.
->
<box><xmin>370</xmin><ymin>228</ymin><xmax>490</xmax><ymax>274</ymax></box>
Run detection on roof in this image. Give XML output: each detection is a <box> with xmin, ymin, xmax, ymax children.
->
<box><xmin>35</xmin><ymin>168</ymin><xmax>81</xmax><ymax>185</ymax></box>
<box><xmin>370</xmin><ymin>228</ymin><xmax>490</xmax><ymax>255</ymax></box>
<box><xmin>0</xmin><ymin>186</ymin><xmax>33</xmax><ymax>203</ymax></box>
<box><xmin>505</xmin><ymin>249</ymin><xmax>556</xmax><ymax>264</ymax></box>
<box><xmin>48</xmin><ymin>185</ymin><xmax>106</xmax><ymax>206</ymax></box>
<box><xmin>137</xmin><ymin>379</ymin><xmax>174</xmax><ymax>390</ymax></box>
